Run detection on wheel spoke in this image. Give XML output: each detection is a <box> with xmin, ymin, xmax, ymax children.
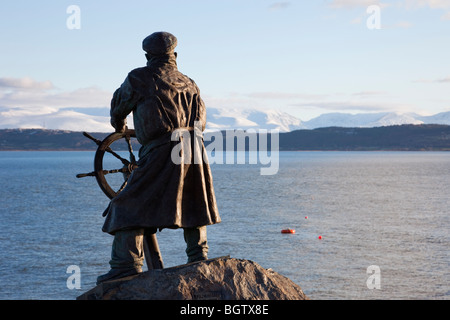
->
<box><xmin>125</xmin><ymin>134</ymin><xmax>137</xmax><ymax>164</ymax></box>
<box><xmin>83</xmin><ymin>131</ymin><xmax>130</xmax><ymax>166</ymax></box>
<box><xmin>105</xmin><ymin>147</ymin><xmax>130</xmax><ymax>166</ymax></box>
<box><xmin>117</xmin><ymin>179</ymin><xmax>128</xmax><ymax>194</ymax></box>
<box><xmin>101</xmin><ymin>167</ymin><xmax>129</xmax><ymax>176</ymax></box>
<box><xmin>76</xmin><ymin>171</ymin><xmax>96</xmax><ymax>178</ymax></box>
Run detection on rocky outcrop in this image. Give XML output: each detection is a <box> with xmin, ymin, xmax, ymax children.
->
<box><xmin>77</xmin><ymin>256</ymin><xmax>308</xmax><ymax>300</ymax></box>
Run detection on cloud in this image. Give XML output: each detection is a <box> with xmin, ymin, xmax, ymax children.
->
<box><xmin>201</xmin><ymin>91</ymin><xmax>332</xmax><ymax>112</ymax></box>
<box><xmin>245</xmin><ymin>91</ymin><xmax>330</xmax><ymax>100</ymax></box>
<box><xmin>381</xmin><ymin>20</ymin><xmax>414</xmax><ymax>28</ymax></box>
<box><xmin>352</xmin><ymin>91</ymin><xmax>387</xmax><ymax>96</ymax></box>
<box><xmin>0</xmin><ymin>77</ymin><xmax>54</xmax><ymax>90</ymax></box>
<box><xmin>328</xmin><ymin>0</ymin><xmax>450</xmax><ymax>12</ymax></box>
<box><xmin>328</xmin><ymin>0</ymin><xmax>392</xmax><ymax>26</ymax></box>
<box><xmin>414</xmin><ymin>77</ymin><xmax>450</xmax><ymax>83</ymax></box>
<box><xmin>403</xmin><ymin>0</ymin><xmax>450</xmax><ymax>9</ymax></box>
<box><xmin>242</xmin><ymin>91</ymin><xmax>405</xmax><ymax>115</ymax></box>
<box><xmin>247</xmin><ymin>91</ymin><xmax>392</xmax><ymax>102</ymax></box>
<box><xmin>393</xmin><ymin>20</ymin><xmax>413</xmax><ymax>28</ymax></box>
<box><xmin>350</xmin><ymin>16</ymin><xmax>363</xmax><ymax>24</ymax></box>
<box><xmin>45</xmin><ymin>87</ymin><xmax>112</xmax><ymax>108</ymax></box>
<box><xmin>291</xmin><ymin>100</ymin><xmax>412</xmax><ymax>113</ymax></box>
<box><xmin>402</xmin><ymin>0</ymin><xmax>450</xmax><ymax>19</ymax></box>
<box><xmin>0</xmin><ymin>77</ymin><xmax>112</xmax><ymax>109</ymax></box>
<box><xmin>442</xmin><ymin>10</ymin><xmax>450</xmax><ymax>19</ymax></box>
<box><xmin>328</xmin><ymin>0</ymin><xmax>389</xmax><ymax>9</ymax></box>
<box><xmin>268</xmin><ymin>2</ymin><xmax>291</xmax><ymax>10</ymax></box>
<box><xmin>0</xmin><ymin>77</ymin><xmax>114</xmax><ymax>131</ymax></box>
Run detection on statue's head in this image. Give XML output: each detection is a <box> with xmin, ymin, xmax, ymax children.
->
<box><xmin>142</xmin><ymin>32</ymin><xmax>177</xmax><ymax>59</ymax></box>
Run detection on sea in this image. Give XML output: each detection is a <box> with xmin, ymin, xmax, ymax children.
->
<box><xmin>0</xmin><ymin>151</ymin><xmax>448</xmax><ymax>300</ymax></box>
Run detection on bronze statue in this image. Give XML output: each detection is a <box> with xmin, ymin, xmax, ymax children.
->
<box><xmin>97</xmin><ymin>32</ymin><xmax>221</xmax><ymax>285</ymax></box>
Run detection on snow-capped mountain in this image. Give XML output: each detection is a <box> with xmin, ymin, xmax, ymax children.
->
<box><xmin>0</xmin><ymin>105</ymin><xmax>449</xmax><ymax>132</ymax></box>
<box><xmin>417</xmin><ymin>112</ymin><xmax>450</xmax><ymax>125</ymax></box>
<box><xmin>206</xmin><ymin>107</ymin><xmax>303</xmax><ymax>132</ymax></box>
<box><xmin>301</xmin><ymin>111</ymin><xmax>450</xmax><ymax>129</ymax></box>
<box><xmin>0</xmin><ymin>107</ymin><xmax>112</xmax><ymax>132</ymax></box>
<box><xmin>0</xmin><ymin>106</ymin><xmax>304</xmax><ymax>133</ymax></box>
<box><xmin>205</xmin><ymin>109</ymin><xmax>450</xmax><ymax>131</ymax></box>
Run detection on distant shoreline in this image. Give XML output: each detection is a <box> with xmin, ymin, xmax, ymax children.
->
<box><xmin>1</xmin><ymin>149</ymin><xmax>449</xmax><ymax>152</ymax></box>
<box><xmin>1</xmin><ymin>124</ymin><xmax>450</xmax><ymax>152</ymax></box>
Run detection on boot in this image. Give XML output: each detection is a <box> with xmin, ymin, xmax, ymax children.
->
<box><xmin>184</xmin><ymin>226</ymin><xmax>209</xmax><ymax>263</ymax></box>
<box><xmin>97</xmin><ymin>229</ymin><xmax>145</xmax><ymax>285</ymax></box>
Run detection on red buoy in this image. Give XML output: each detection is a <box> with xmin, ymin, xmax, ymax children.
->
<box><xmin>281</xmin><ymin>229</ymin><xmax>295</xmax><ymax>234</ymax></box>
<box><xmin>318</xmin><ymin>235</ymin><xmax>322</xmax><ymax>240</ymax></box>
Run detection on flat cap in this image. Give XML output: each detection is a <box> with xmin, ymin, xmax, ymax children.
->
<box><xmin>142</xmin><ymin>32</ymin><xmax>178</xmax><ymax>55</ymax></box>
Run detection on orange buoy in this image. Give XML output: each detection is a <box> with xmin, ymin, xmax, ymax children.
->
<box><xmin>281</xmin><ymin>229</ymin><xmax>296</xmax><ymax>234</ymax></box>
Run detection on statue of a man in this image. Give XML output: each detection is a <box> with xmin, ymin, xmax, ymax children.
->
<box><xmin>97</xmin><ymin>32</ymin><xmax>221</xmax><ymax>285</ymax></box>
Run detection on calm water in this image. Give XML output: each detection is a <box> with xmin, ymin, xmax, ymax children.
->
<box><xmin>0</xmin><ymin>151</ymin><xmax>448</xmax><ymax>300</ymax></box>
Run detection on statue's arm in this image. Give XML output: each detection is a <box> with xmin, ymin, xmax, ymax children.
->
<box><xmin>191</xmin><ymin>79</ymin><xmax>206</xmax><ymax>132</ymax></box>
<box><xmin>110</xmin><ymin>75</ymin><xmax>141</xmax><ymax>133</ymax></box>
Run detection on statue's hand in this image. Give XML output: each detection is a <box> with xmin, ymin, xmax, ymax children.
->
<box><xmin>111</xmin><ymin>117</ymin><xmax>127</xmax><ymax>133</ymax></box>
<box><xmin>115</xmin><ymin>124</ymin><xmax>126</xmax><ymax>133</ymax></box>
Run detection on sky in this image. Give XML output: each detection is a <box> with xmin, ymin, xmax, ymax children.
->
<box><xmin>0</xmin><ymin>0</ymin><xmax>449</xmax><ymax>125</ymax></box>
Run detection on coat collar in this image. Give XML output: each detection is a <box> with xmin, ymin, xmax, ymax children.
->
<box><xmin>146</xmin><ymin>53</ymin><xmax>177</xmax><ymax>69</ymax></box>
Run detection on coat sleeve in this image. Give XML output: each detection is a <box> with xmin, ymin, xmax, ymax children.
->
<box><xmin>110</xmin><ymin>73</ymin><xmax>143</xmax><ymax>131</ymax></box>
<box><xmin>196</xmin><ymin>94</ymin><xmax>207</xmax><ymax>132</ymax></box>
<box><xmin>190</xmin><ymin>79</ymin><xmax>206</xmax><ymax>132</ymax></box>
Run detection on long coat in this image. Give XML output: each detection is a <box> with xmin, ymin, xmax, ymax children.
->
<box><xmin>102</xmin><ymin>54</ymin><xmax>220</xmax><ymax>234</ymax></box>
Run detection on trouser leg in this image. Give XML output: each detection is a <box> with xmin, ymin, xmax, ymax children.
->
<box><xmin>109</xmin><ymin>228</ymin><xmax>145</xmax><ymax>270</ymax></box>
<box><xmin>184</xmin><ymin>226</ymin><xmax>208</xmax><ymax>263</ymax></box>
<box><xmin>97</xmin><ymin>229</ymin><xmax>145</xmax><ymax>285</ymax></box>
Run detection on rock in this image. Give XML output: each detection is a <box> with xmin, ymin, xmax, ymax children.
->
<box><xmin>77</xmin><ymin>256</ymin><xmax>308</xmax><ymax>300</ymax></box>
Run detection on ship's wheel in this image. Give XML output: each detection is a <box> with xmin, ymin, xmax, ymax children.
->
<box><xmin>76</xmin><ymin>128</ymin><xmax>163</xmax><ymax>270</ymax></box>
<box><xmin>76</xmin><ymin>129</ymin><xmax>138</xmax><ymax>200</ymax></box>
